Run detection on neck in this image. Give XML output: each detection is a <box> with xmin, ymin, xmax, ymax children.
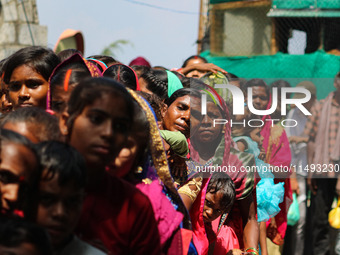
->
<box><xmin>86</xmin><ymin>166</ymin><xmax>106</xmax><ymax>191</ymax></box>
<box><xmin>192</xmin><ymin>137</ymin><xmax>221</xmax><ymax>164</ymax></box>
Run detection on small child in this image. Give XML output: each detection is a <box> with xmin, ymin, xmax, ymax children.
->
<box><xmin>35</xmin><ymin>141</ymin><xmax>105</xmax><ymax>255</ymax></box>
<box><xmin>188</xmin><ymin>172</ymin><xmax>239</xmax><ymax>255</ymax></box>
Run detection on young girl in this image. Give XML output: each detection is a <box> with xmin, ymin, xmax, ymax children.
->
<box><xmin>48</xmin><ymin>53</ymin><xmax>101</xmax><ymax>115</ymax></box>
<box><xmin>2</xmin><ymin>46</ymin><xmax>60</xmax><ymax>110</ymax></box>
<box><xmin>112</xmin><ymin>89</ymin><xmax>194</xmax><ymax>254</ymax></box>
<box><xmin>59</xmin><ymin>77</ymin><xmax>161</xmax><ymax>254</ymax></box>
<box><xmin>186</xmin><ymin>172</ymin><xmax>237</xmax><ymax>255</ymax></box>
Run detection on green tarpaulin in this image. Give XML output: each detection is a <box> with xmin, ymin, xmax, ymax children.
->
<box><xmin>272</xmin><ymin>0</ymin><xmax>340</xmax><ymax>9</ymax></box>
<box><xmin>201</xmin><ymin>50</ymin><xmax>340</xmax><ymax>99</ymax></box>
<box><xmin>210</xmin><ymin>0</ymin><xmax>340</xmax><ymax>9</ymax></box>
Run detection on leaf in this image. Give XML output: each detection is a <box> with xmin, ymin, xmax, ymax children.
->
<box><xmin>101</xmin><ymin>39</ymin><xmax>133</xmax><ymax>57</ymax></box>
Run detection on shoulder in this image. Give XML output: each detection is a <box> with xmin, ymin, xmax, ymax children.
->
<box><xmin>112</xmin><ymin>176</ymin><xmax>153</xmax><ymax>207</ymax></box>
<box><xmin>61</xmin><ymin>236</ymin><xmax>106</xmax><ymax>255</ymax></box>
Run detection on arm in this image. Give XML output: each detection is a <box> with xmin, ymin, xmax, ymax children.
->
<box><xmin>180</xmin><ymin>63</ymin><xmax>228</xmax><ymax>76</ymax></box>
<box><xmin>259</xmin><ymin>221</ymin><xmax>268</xmax><ymax>255</ymax></box>
<box><xmin>239</xmin><ymin>193</ymin><xmax>259</xmax><ymax>250</ymax></box>
<box><xmin>178</xmin><ymin>177</ymin><xmax>203</xmax><ymax>211</ymax></box>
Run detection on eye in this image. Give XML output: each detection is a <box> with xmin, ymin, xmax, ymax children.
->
<box><xmin>191</xmin><ymin>109</ymin><xmax>203</xmax><ymax>121</ymax></box>
<box><xmin>8</xmin><ymin>82</ymin><xmax>22</xmax><ymax>92</ymax></box>
<box><xmin>88</xmin><ymin>113</ymin><xmax>105</xmax><ymax>125</ymax></box>
<box><xmin>65</xmin><ymin>196</ymin><xmax>83</xmax><ymax>209</ymax></box>
<box><xmin>0</xmin><ymin>171</ymin><xmax>19</xmax><ymax>184</ymax></box>
<box><xmin>39</xmin><ymin>195</ymin><xmax>55</xmax><ymax>207</ymax></box>
<box><xmin>26</xmin><ymin>80</ymin><xmax>43</xmax><ymax>89</ymax></box>
<box><xmin>51</xmin><ymin>101</ymin><xmax>66</xmax><ymax>113</ymax></box>
<box><xmin>208</xmin><ymin>112</ymin><xmax>219</xmax><ymax>119</ymax></box>
<box><xmin>113</xmin><ymin>121</ymin><xmax>129</xmax><ymax>134</ymax></box>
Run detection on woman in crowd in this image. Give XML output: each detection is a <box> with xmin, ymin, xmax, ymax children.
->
<box><xmin>103</xmin><ymin>63</ymin><xmax>140</xmax><ymax>90</ymax></box>
<box><xmin>243</xmin><ymin>79</ymin><xmax>292</xmax><ymax>255</ymax></box>
<box><xmin>112</xmin><ymin>89</ymin><xmax>195</xmax><ymax>253</ymax></box>
<box><xmin>140</xmin><ymin>69</ymin><xmax>183</xmax><ymax>100</ymax></box>
<box><xmin>180</xmin><ymin>83</ymin><xmax>259</xmax><ymax>254</ymax></box>
<box><xmin>48</xmin><ymin>53</ymin><xmax>101</xmax><ymax>115</ymax></box>
<box><xmin>2</xmin><ymin>46</ymin><xmax>60</xmax><ymax>110</ymax></box>
<box><xmin>59</xmin><ymin>77</ymin><xmax>161</xmax><ymax>254</ymax></box>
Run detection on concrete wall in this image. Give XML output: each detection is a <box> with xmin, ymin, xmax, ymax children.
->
<box><xmin>0</xmin><ymin>0</ymin><xmax>47</xmax><ymax>60</ymax></box>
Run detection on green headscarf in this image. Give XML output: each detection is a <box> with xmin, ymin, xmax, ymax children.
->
<box><xmin>166</xmin><ymin>70</ymin><xmax>183</xmax><ymax>97</ymax></box>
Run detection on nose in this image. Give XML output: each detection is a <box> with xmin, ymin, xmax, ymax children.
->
<box><xmin>205</xmin><ymin>207</ymin><xmax>213</xmax><ymax>218</ymax></box>
<box><xmin>100</xmin><ymin>120</ymin><xmax>114</xmax><ymax>139</ymax></box>
<box><xmin>18</xmin><ymin>85</ymin><xmax>30</xmax><ymax>101</ymax></box>
<box><xmin>253</xmin><ymin>97</ymin><xmax>262</xmax><ymax>108</ymax></box>
<box><xmin>181</xmin><ymin>109</ymin><xmax>190</xmax><ymax>122</ymax></box>
<box><xmin>52</xmin><ymin>202</ymin><xmax>67</xmax><ymax>220</ymax></box>
<box><xmin>2</xmin><ymin>184</ymin><xmax>19</xmax><ymax>210</ymax></box>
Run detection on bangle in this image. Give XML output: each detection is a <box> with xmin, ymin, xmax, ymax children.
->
<box><xmin>245</xmin><ymin>248</ymin><xmax>259</xmax><ymax>255</ymax></box>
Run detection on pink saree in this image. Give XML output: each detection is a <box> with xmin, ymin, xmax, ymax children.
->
<box><xmin>260</xmin><ymin>98</ymin><xmax>292</xmax><ymax>245</ymax></box>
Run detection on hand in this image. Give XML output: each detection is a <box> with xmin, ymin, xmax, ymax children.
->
<box><xmin>182</xmin><ymin>63</ymin><xmax>228</xmax><ymax>78</ymax></box>
<box><xmin>266</xmin><ymin>217</ymin><xmax>278</xmax><ymax>240</ymax></box>
<box><xmin>289</xmin><ymin>136</ymin><xmax>307</xmax><ymax>144</ymax></box>
<box><xmin>290</xmin><ymin>177</ymin><xmax>300</xmax><ymax>195</ymax></box>
<box><xmin>168</xmin><ymin>152</ymin><xmax>187</xmax><ymax>178</ymax></box>
<box><xmin>307</xmin><ymin>177</ymin><xmax>318</xmax><ymax>195</ymax></box>
<box><xmin>227</xmin><ymin>249</ymin><xmax>243</xmax><ymax>255</ymax></box>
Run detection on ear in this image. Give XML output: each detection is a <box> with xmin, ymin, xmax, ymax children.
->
<box><xmin>59</xmin><ymin>112</ymin><xmax>70</xmax><ymax>136</ymax></box>
<box><xmin>161</xmin><ymin>103</ymin><xmax>168</xmax><ymax>119</ymax></box>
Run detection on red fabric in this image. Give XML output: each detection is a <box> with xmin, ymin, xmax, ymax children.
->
<box><xmin>260</xmin><ymin>97</ymin><xmax>292</xmax><ymax>245</ymax></box>
<box><xmin>129</xmin><ymin>56</ymin><xmax>151</xmax><ymax>68</ymax></box>
<box><xmin>190</xmin><ymin>178</ymin><xmax>239</xmax><ymax>255</ymax></box>
<box><xmin>189</xmin><ymin>84</ymin><xmax>255</xmax><ymax>250</ymax></box>
<box><xmin>211</xmin><ymin>217</ymin><xmax>239</xmax><ymax>255</ymax></box>
<box><xmin>76</xmin><ymin>173</ymin><xmax>161</xmax><ymax>255</ymax></box>
<box><xmin>190</xmin><ymin>178</ymin><xmax>210</xmax><ymax>255</ymax></box>
<box><xmin>136</xmin><ymin>180</ymin><xmax>183</xmax><ymax>250</ymax></box>
<box><xmin>181</xmin><ymin>229</ymin><xmax>193</xmax><ymax>255</ymax></box>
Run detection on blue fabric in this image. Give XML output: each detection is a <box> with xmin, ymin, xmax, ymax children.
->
<box><xmin>233</xmin><ymin>136</ymin><xmax>285</xmax><ymax>222</ymax></box>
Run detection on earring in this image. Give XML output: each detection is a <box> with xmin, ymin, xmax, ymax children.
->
<box><xmin>136</xmin><ymin>166</ymin><xmax>143</xmax><ymax>173</ymax></box>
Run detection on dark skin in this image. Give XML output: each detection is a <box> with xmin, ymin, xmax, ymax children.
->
<box><xmin>181</xmin><ymin>63</ymin><xmax>228</xmax><ymax>79</ymax></box>
<box><xmin>189</xmin><ymin>96</ymin><xmax>259</xmax><ymax>250</ymax></box>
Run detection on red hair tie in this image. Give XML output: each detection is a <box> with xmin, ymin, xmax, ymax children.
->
<box><xmin>117</xmin><ymin>65</ymin><xmax>121</xmax><ymax>82</ymax></box>
<box><xmin>64</xmin><ymin>69</ymin><xmax>72</xmax><ymax>92</ymax></box>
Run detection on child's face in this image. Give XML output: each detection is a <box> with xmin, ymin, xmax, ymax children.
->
<box><xmin>249</xmin><ymin>127</ymin><xmax>263</xmax><ymax>147</ymax></box>
<box><xmin>36</xmin><ymin>172</ymin><xmax>84</xmax><ymax>248</ymax></box>
<box><xmin>0</xmin><ymin>142</ymin><xmax>38</xmax><ymax>216</ymax></box>
<box><xmin>8</xmin><ymin>64</ymin><xmax>49</xmax><ymax>110</ymax></box>
<box><xmin>51</xmin><ymin>85</ymin><xmax>75</xmax><ymax>116</ymax></box>
<box><xmin>203</xmin><ymin>191</ymin><xmax>226</xmax><ymax>223</ymax></box>
<box><xmin>62</xmin><ymin>93</ymin><xmax>130</xmax><ymax>170</ymax></box>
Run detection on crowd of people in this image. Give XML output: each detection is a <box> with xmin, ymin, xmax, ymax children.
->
<box><xmin>0</xmin><ymin>45</ymin><xmax>339</xmax><ymax>255</ymax></box>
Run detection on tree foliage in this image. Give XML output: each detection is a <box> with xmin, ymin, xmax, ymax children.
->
<box><xmin>101</xmin><ymin>39</ymin><xmax>132</xmax><ymax>57</ymax></box>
